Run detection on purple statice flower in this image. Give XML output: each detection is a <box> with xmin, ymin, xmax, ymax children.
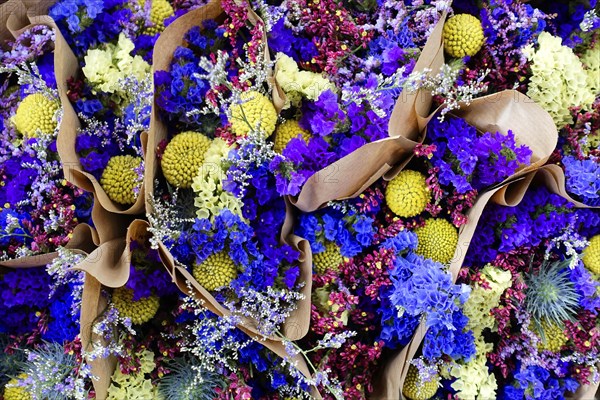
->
<box><xmin>427</xmin><ymin>116</ymin><xmax>532</xmax><ymax>194</ymax></box>
<box><xmin>562</xmin><ymin>155</ymin><xmax>600</xmax><ymax>206</ymax></box>
<box><xmin>570</xmin><ymin>261</ymin><xmax>600</xmax><ymax>313</ymax></box>
<box><xmin>300</xmin><ymin>90</ymin><xmax>345</xmax><ymax>137</ymax></box>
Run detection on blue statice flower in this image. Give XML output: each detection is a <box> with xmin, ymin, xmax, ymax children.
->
<box><xmin>570</xmin><ymin>261</ymin><xmax>600</xmax><ymax>313</ymax></box>
<box><xmin>268</xmin><ymin>17</ymin><xmax>318</xmax><ymax>64</ymax></box>
<box><xmin>427</xmin><ymin>116</ymin><xmax>532</xmax><ymax>194</ymax></box>
<box><xmin>50</xmin><ymin>0</ymin><xmax>131</xmax><ymax>56</ymax></box>
<box><xmin>126</xmin><ymin>242</ymin><xmax>179</xmax><ymax>301</ymax></box>
<box><xmin>296</xmin><ymin>207</ymin><xmax>375</xmax><ymax>258</ymax></box>
<box><xmin>465</xmin><ymin>187</ymin><xmax>576</xmax><ymax>265</ymax></box>
<box><xmin>500</xmin><ymin>365</ymin><xmax>579</xmax><ymax>400</ymax></box>
<box><xmin>0</xmin><ymin>267</ymin><xmax>52</xmax><ymax>334</ymax></box>
<box><xmin>42</xmin><ymin>284</ymin><xmax>80</xmax><ymax>343</ymax></box>
<box><xmin>300</xmin><ymin>90</ymin><xmax>346</xmax><ymax>137</ymax></box>
<box><xmin>562</xmin><ymin>155</ymin><xmax>600</xmax><ymax>206</ymax></box>
<box><xmin>377</xmin><ymin>230</ymin><xmax>475</xmax><ymax>363</ymax></box>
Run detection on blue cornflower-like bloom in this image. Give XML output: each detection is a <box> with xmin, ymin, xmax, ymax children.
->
<box><xmin>563</xmin><ymin>156</ymin><xmax>600</xmax><ymax>206</ymax></box>
<box><xmin>377</xmin><ymin>230</ymin><xmax>475</xmax><ymax>361</ymax></box>
<box><xmin>296</xmin><ymin>208</ymin><xmax>375</xmax><ymax>258</ymax></box>
<box><xmin>501</xmin><ymin>365</ymin><xmax>579</xmax><ymax>400</ymax></box>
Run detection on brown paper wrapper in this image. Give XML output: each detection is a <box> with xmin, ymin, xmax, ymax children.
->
<box><xmin>52</xmin><ymin>9</ymin><xmax>147</xmax><ymax>217</ymax></box>
<box><xmin>146</xmin><ymin>0</ymin><xmax>312</xmax><ymax>341</ymax></box>
<box><xmin>372</xmin><ymin>164</ymin><xmax>600</xmax><ymax>399</ymax></box>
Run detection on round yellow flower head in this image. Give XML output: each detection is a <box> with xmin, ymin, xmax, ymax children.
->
<box><xmin>100</xmin><ymin>155</ymin><xmax>142</xmax><ymax>205</ymax></box>
<box><xmin>140</xmin><ymin>0</ymin><xmax>174</xmax><ymax>35</ymax></box>
<box><xmin>415</xmin><ymin>218</ymin><xmax>458</xmax><ymax>264</ymax></box>
<box><xmin>443</xmin><ymin>14</ymin><xmax>485</xmax><ymax>58</ymax></box>
<box><xmin>112</xmin><ymin>287</ymin><xmax>159</xmax><ymax>325</ymax></box>
<box><xmin>274</xmin><ymin>120</ymin><xmax>311</xmax><ymax>153</ymax></box>
<box><xmin>583</xmin><ymin>235</ymin><xmax>600</xmax><ymax>275</ymax></box>
<box><xmin>402</xmin><ymin>365</ymin><xmax>439</xmax><ymax>400</ymax></box>
<box><xmin>537</xmin><ymin>319</ymin><xmax>568</xmax><ymax>353</ymax></box>
<box><xmin>162</xmin><ymin>131</ymin><xmax>212</xmax><ymax>188</ymax></box>
<box><xmin>193</xmin><ymin>251</ymin><xmax>238</xmax><ymax>291</ymax></box>
<box><xmin>4</xmin><ymin>374</ymin><xmax>30</xmax><ymax>400</ymax></box>
<box><xmin>13</xmin><ymin>93</ymin><xmax>59</xmax><ymax>137</ymax></box>
<box><xmin>385</xmin><ymin>170</ymin><xmax>431</xmax><ymax>218</ymax></box>
<box><xmin>313</xmin><ymin>241</ymin><xmax>344</xmax><ymax>275</ymax></box>
<box><xmin>230</xmin><ymin>91</ymin><xmax>277</xmax><ymax>137</ymax></box>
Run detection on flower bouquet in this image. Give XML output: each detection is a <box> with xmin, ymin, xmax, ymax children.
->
<box><xmin>428</xmin><ymin>171</ymin><xmax>600</xmax><ymax>399</ymax></box>
<box><xmin>48</xmin><ymin>0</ymin><xmax>210</xmax><ymax>217</ymax></box>
<box><xmin>0</xmin><ymin>0</ymin><xmax>95</xmax><ymax>266</ymax></box>
<box><xmin>146</xmin><ymin>0</ymin><xmax>312</xmax><ymax>344</ymax></box>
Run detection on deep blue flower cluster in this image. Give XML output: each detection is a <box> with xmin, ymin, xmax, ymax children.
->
<box><xmin>126</xmin><ymin>241</ymin><xmax>179</xmax><ymax>301</ymax></box>
<box><xmin>427</xmin><ymin>116</ymin><xmax>532</xmax><ymax>194</ymax></box>
<box><xmin>155</xmin><ymin>22</ymin><xmax>226</xmax><ymax>132</ymax></box>
<box><xmin>267</xmin><ymin>18</ymin><xmax>318</xmax><ymax>64</ymax></box>
<box><xmin>465</xmin><ymin>186</ymin><xmax>577</xmax><ymax>265</ymax></box>
<box><xmin>562</xmin><ymin>155</ymin><xmax>600</xmax><ymax>206</ymax></box>
<box><xmin>226</xmin><ymin>147</ymin><xmax>301</xmax><ymax>290</ymax></box>
<box><xmin>538</xmin><ymin>0</ymin><xmax>598</xmax><ymax>47</ymax></box>
<box><xmin>378</xmin><ymin>230</ymin><xmax>475</xmax><ymax>362</ymax></box>
<box><xmin>0</xmin><ymin>267</ymin><xmax>51</xmax><ymax>334</ymax></box>
<box><xmin>50</xmin><ymin>0</ymin><xmax>134</xmax><ymax>56</ymax></box>
<box><xmin>501</xmin><ymin>365</ymin><xmax>579</xmax><ymax>400</ymax></box>
<box><xmin>0</xmin><ymin>267</ymin><xmax>80</xmax><ymax>343</ymax></box>
<box><xmin>296</xmin><ymin>206</ymin><xmax>375</xmax><ymax>258</ymax></box>
<box><xmin>480</xmin><ymin>0</ymin><xmax>547</xmax><ymax>48</ymax></box>
<box><xmin>368</xmin><ymin>27</ymin><xmax>417</xmax><ymax>76</ymax></box>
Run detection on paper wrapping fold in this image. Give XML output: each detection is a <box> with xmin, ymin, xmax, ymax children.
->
<box><xmin>52</xmin><ymin>10</ymin><xmax>147</xmax><ymax>217</ymax></box>
<box><xmin>372</xmin><ymin>164</ymin><xmax>599</xmax><ymax>400</ymax></box>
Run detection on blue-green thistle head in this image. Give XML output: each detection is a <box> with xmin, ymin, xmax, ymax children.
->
<box><xmin>158</xmin><ymin>357</ymin><xmax>225</xmax><ymax>400</ymax></box>
<box><xmin>525</xmin><ymin>257</ymin><xmax>580</xmax><ymax>329</ymax></box>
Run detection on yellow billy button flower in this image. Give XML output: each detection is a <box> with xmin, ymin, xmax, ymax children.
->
<box><xmin>583</xmin><ymin>235</ymin><xmax>600</xmax><ymax>275</ymax></box>
<box><xmin>230</xmin><ymin>91</ymin><xmax>277</xmax><ymax>137</ymax></box>
<box><xmin>13</xmin><ymin>93</ymin><xmax>59</xmax><ymax>137</ymax></box>
<box><xmin>273</xmin><ymin>120</ymin><xmax>311</xmax><ymax>153</ymax></box>
<box><xmin>4</xmin><ymin>374</ymin><xmax>31</xmax><ymax>400</ymax></box>
<box><xmin>537</xmin><ymin>319</ymin><xmax>568</xmax><ymax>353</ymax></box>
<box><xmin>193</xmin><ymin>251</ymin><xmax>238</xmax><ymax>291</ymax></box>
<box><xmin>402</xmin><ymin>365</ymin><xmax>439</xmax><ymax>400</ymax></box>
<box><xmin>139</xmin><ymin>0</ymin><xmax>174</xmax><ymax>35</ymax></box>
<box><xmin>100</xmin><ymin>155</ymin><xmax>143</xmax><ymax>205</ymax></box>
<box><xmin>385</xmin><ymin>170</ymin><xmax>431</xmax><ymax>218</ymax></box>
<box><xmin>112</xmin><ymin>287</ymin><xmax>159</xmax><ymax>325</ymax></box>
<box><xmin>442</xmin><ymin>14</ymin><xmax>485</xmax><ymax>58</ymax></box>
<box><xmin>313</xmin><ymin>241</ymin><xmax>344</xmax><ymax>275</ymax></box>
<box><xmin>414</xmin><ymin>218</ymin><xmax>458</xmax><ymax>264</ymax></box>
<box><xmin>161</xmin><ymin>131</ymin><xmax>212</xmax><ymax>189</ymax></box>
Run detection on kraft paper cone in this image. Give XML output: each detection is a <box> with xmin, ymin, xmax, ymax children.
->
<box><xmin>53</xmin><ymin>14</ymin><xmax>147</xmax><ymax>216</ymax></box>
<box><xmin>372</xmin><ymin>165</ymin><xmax>599</xmax><ymax>399</ymax></box>
<box><xmin>80</xmin><ymin>273</ymin><xmax>116</xmax><ymax>400</ymax></box>
<box><xmin>146</xmin><ymin>0</ymin><xmax>312</xmax><ymax>342</ymax></box>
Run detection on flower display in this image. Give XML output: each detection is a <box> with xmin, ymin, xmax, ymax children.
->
<box><xmin>1</xmin><ymin>0</ymin><xmax>599</xmax><ymax>398</ymax></box>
